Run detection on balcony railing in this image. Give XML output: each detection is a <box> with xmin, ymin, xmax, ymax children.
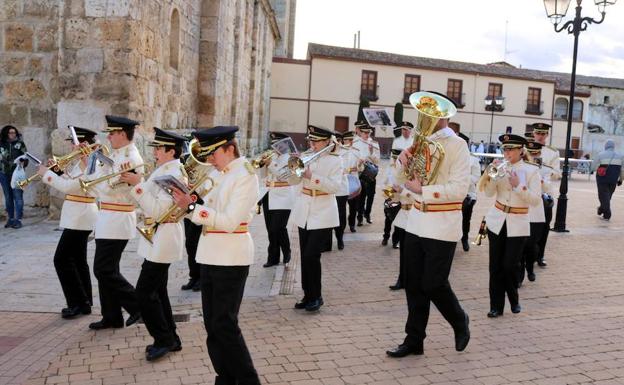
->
<box><xmin>450</xmin><ymin>92</ymin><xmax>466</xmax><ymax>108</ymax></box>
<box><xmin>525</xmin><ymin>100</ymin><xmax>544</xmax><ymax>115</ymax></box>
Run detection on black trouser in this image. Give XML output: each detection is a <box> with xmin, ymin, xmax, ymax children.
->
<box><xmin>93</xmin><ymin>239</ymin><xmax>138</xmax><ymax>325</ymax></box>
<box><xmin>357</xmin><ymin>177</ymin><xmax>376</xmax><ymax>221</ymax></box>
<box><xmin>461</xmin><ymin>196</ymin><xmax>476</xmax><ymax>242</ymax></box>
<box><xmin>136</xmin><ymin>260</ymin><xmax>176</xmax><ymax>348</ymax></box>
<box><xmin>299</xmin><ymin>227</ymin><xmax>331</xmax><ymax>301</ymax></box>
<box><xmin>347</xmin><ymin>197</ymin><xmax>358</xmax><ymax>228</ymax></box>
<box><xmin>597</xmin><ymin>182</ymin><xmax>617</xmax><ymax>219</ymax></box>
<box><xmin>261</xmin><ymin>194</ymin><xmax>291</xmax><ymax>263</ymax></box>
<box><xmin>403</xmin><ymin>233</ymin><xmax>466</xmax><ymax>346</ymax></box>
<box><xmin>383</xmin><ymin>204</ymin><xmax>400</xmax><ymax>240</ymax></box>
<box><xmin>333</xmin><ymin>195</ymin><xmax>348</xmax><ymax>243</ymax></box>
<box><xmin>54</xmin><ymin>229</ymin><xmax>93</xmax><ymax>308</ymax></box>
<box><xmin>488</xmin><ymin>223</ymin><xmax>526</xmax><ymax>312</ymax></box>
<box><xmin>537</xmin><ymin>196</ymin><xmax>553</xmax><ymax>261</ymax></box>
<box><xmin>394</xmin><ymin>227</ymin><xmax>406</xmax><ymax>284</ymax></box>
<box><xmin>200</xmin><ymin>265</ymin><xmax>260</xmax><ymax>385</ymax></box>
<box><xmin>184</xmin><ymin>219</ymin><xmax>202</xmax><ymax>281</ymax></box>
<box><xmin>518</xmin><ymin>222</ymin><xmax>545</xmax><ymax>283</ymax></box>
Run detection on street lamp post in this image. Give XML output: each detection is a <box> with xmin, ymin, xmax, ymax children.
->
<box><xmin>485</xmin><ymin>96</ymin><xmax>505</xmax><ymax>149</ymax></box>
<box><xmin>542</xmin><ymin>0</ymin><xmax>617</xmax><ymax>232</ymax></box>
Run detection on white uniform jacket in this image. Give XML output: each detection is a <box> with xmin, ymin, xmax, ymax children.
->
<box><xmin>393</xmin><ymin>183</ymin><xmax>416</xmax><ymax>230</ymax></box>
<box><xmin>190</xmin><ymin>157</ymin><xmax>259</xmax><ymax>266</ymax></box>
<box><xmin>291</xmin><ymin>151</ymin><xmax>342</xmax><ymax>230</ymax></box>
<box><xmin>88</xmin><ymin>143</ymin><xmax>144</xmax><ymax>240</ymax></box>
<box><xmin>265</xmin><ymin>153</ymin><xmax>297</xmax><ymax>210</ymax></box>
<box><xmin>392</xmin><ymin>135</ymin><xmax>412</xmax><ymax>151</ymax></box>
<box><xmin>467</xmin><ymin>155</ymin><xmax>481</xmax><ymax>200</ymax></box>
<box><xmin>42</xmin><ymin>163</ymin><xmax>97</xmax><ymax>231</ymax></box>
<box><xmin>397</xmin><ymin>128</ymin><xmax>471</xmax><ymax>242</ymax></box>
<box><xmin>541</xmin><ymin>145</ymin><xmax>562</xmax><ymax>181</ymax></box>
<box><xmin>352</xmin><ymin>137</ymin><xmax>380</xmax><ymax>165</ymax></box>
<box><xmin>130</xmin><ymin>159</ymin><xmax>186</xmax><ymax>264</ymax></box>
<box><xmin>483</xmin><ymin>160</ymin><xmax>542</xmax><ymax>237</ymax></box>
<box><xmin>527</xmin><ymin>163</ymin><xmax>546</xmax><ymax>223</ymax></box>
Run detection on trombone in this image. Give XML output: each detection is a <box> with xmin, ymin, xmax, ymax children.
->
<box><xmin>277</xmin><ymin>140</ymin><xmax>337</xmax><ymax>183</ymax></box>
<box><xmin>18</xmin><ymin>143</ymin><xmax>108</xmax><ymax>189</ymax></box>
<box><xmin>79</xmin><ymin>163</ymin><xmax>145</xmax><ymax>194</ymax></box>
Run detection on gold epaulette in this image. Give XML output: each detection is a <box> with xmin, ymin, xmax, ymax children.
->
<box><xmin>244</xmin><ymin>161</ymin><xmax>255</xmax><ymax>175</ymax></box>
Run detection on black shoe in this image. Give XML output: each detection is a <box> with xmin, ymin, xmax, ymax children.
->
<box><xmin>349</xmin><ymin>226</ymin><xmax>356</xmax><ymax>233</ymax></box>
<box><xmin>62</xmin><ymin>304</ymin><xmax>91</xmax><ymax>319</ymax></box>
<box><xmin>454</xmin><ymin>313</ymin><xmax>470</xmax><ymax>352</ymax></box>
<box><xmin>597</xmin><ymin>207</ymin><xmax>603</xmax><ymax>216</ymax></box>
<box><xmin>392</xmin><ymin>242</ymin><xmax>399</xmax><ymax>249</ymax></box>
<box><xmin>527</xmin><ymin>272</ymin><xmax>536</xmax><ymax>282</ymax></box>
<box><xmin>126</xmin><ymin>313</ymin><xmax>141</xmax><ymax>327</ymax></box>
<box><xmin>511</xmin><ymin>304</ymin><xmax>521</xmax><ymax>314</ymax></box>
<box><xmin>461</xmin><ymin>238</ymin><xmax>470</xmax><ymax>252</ymax></box>
<box><xmin>537</xmin><ymin>259</ymin><xmax>548</xmax><ymax>267</ymax></box>
<box><xmin>365</xmin><ymin>216</ymin><xmax>372</xmax><ymax>224</ymax></box>
<box><xmin>357</xmin><ymin>221</ymin><xmax>363</xmax><ymax>227</ymax></box>
<box><xmin>381</xmin><ymin>237</ymin><xmax>388</xmax><ymax>246</ymax></box>
<box><xmin>283</xmin><ymin>255</ymin><xmax>291</xmax><ymax>264</ymax></box>
<box><xmin>146</xmin><ymin>345</ymin><xmax>170</xmax><ymax>361</ymax></box>
<box><xmin>89</xmin><ymin>319</ymin><xmax>123</xmax><ymax>330</ymax></box>
<box><xmin>4</xmin><ymin>220</ymin><xmax>13</xmax><ymax>228</ymax></box>
<box><xmin>191</xmin><ymin>280</ymin><xmax>201</xmax><ymax>292</ymax></box>
<box><xmin>389</xmin><ymin>281</ymin><xmax>404</xmax><ymax>291</ymax></box>
<box><xmin>181</xmin><ymin>279</ymin><xmax>198</xmax><ymax>291</ymax></box>
<box><xmin>263</xmin><ymin>262</ymin><xmax>278</xmax><ymax>268</ymax></box>
<box><xmin>171</xmin><ymin>334</ymin><xmax>182</xmax><ymax>352</ymax></box>
<box><xmin>487</xmin><ymin>310</ymin><xmax>502</xmax><ymax>318</ymax></box>
<box><xmin>337</xmin><ymin>239</ymin><xmax>344</xmax><ymax>250</ymax></box>
<box><xmin>12</xmin><ymin>220</ymin><xmax>22</xmax><ymax>229</ymax></box>
<box><xmin>294</xmin><ymin>298</ymin><xmax>309</xmax><ymax>309</ymax></box>
<box><xmin>386</xmin><ymin>343</ymin><xmax>423</xmax><ymax>358</ymax></box>
<box><xmin>305</xmin><ymin>298</ymin><xmax>323</xmax><ymax>312</ymax></box>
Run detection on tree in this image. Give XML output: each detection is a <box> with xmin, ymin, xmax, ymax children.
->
<box><xmin>357</xmin><ymin>97</ymin><xmax>370</xmax><ymax>124</ymax></box>
<box><xmin>393</xmin><ymin>102</ymin><xmax>403</xmax><ymax>138</ymax></box>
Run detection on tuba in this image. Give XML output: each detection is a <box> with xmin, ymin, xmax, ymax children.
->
<box><xmin>403</xmin><ymin>92</ymin><xmax>457</xmax><ymax>185</ymax></box>
<box><xmin>18</xmin><ymin>143</ymin><xmax>109</xmax><ymax>189</ymax></box>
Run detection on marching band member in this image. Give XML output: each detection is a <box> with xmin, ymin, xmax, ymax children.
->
<box><xmin>123</xmin><ymin>128</ymin><xmax>187</xmax><ymax>361</ymax></box>
<box><xmin>326</xmin><ymin>131</ymin><xmax>348</xmax><ymax>251</ymax></box>
<box><xmin>459</xmin><ymin>132</ymin><xmax>481</xmax><ymax>252</ymax></box>
<box><xmin>382</xmin><ymin>150</ymin><xmax>402</xmax><ymax>248</ymax></box>
<box><xmin>531</xmin><ymin>123</ymin><xmax>561</xmax><ymax>267</ymax></box>
<box><xmin>291</xmin><ymin>125</ymin><xmax>342</xmax><ymax>312</ymax></box>
<box><xmin>383</xmin><ymin>122</ymin><xmax>413</xmax><ymax>247</ymax></box>
<box><xmin>519</xmin><ymin>140</ymin><xmax>547</xmax><ymax>284</ymax></box>
<box><xmin>172</xmin><ymin>126</ymin><xmax>261</xmax><ymax>385</ymax></box>
<box><xmin>87</xmin><ymin>115</ymin><xmax>143</xmax><ymax>330</ymax></box>
<box><xmin>479</xmin><ymin>134</ymin><xmax>541</xmax><ymax>318</ymax></box>
<box><xmin>343</xmin><ymin>131</ymin><xmax>362</xmax><ymax>233</ymax></box>
<box><xmin>262</xmin><ymin>132</ymin><xmax>296</xmax><ymax>266</ymax></box>
<box><xmin>353</xmin><ymin>121</ymin><xmax>380</xmax><ymax>226</ymax></box>
<box><xmin>37</xmin><ymin>126</ymin><xmax>99</xmax><ymax>319</ymax></box>
<box><xmin>387</xmin><ymin>105</ymin><xmax>470</xmax><ymax>357</ymax></box>
<box><xmin>388</xmin><ymin>149</ymin><xmax>414</xmax><ymax>291</ymax></box>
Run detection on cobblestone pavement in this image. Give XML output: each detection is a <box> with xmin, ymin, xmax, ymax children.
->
<box><xmin>2</xmin><ymin>174</ymin><xmax>624</xmax><ymax>385</ymax></box>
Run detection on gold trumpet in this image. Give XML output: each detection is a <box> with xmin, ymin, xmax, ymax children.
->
<box><xmin>137</xmin><ymin>172</ymin><xmax>214</xmax><ymax>243</ymax></box>
<box><xmin>251</xmin><ymin>149</ymin><xmax>275</xmax><ymax>169</ymax></box>
<box><xmin>79</xmin><ymin>163</ymin><xmax>145</xmax><ymax>194</ymax></box>
<box><xmin>18</xmin><ymin>143</ymin><xmax>108</xmax><ymax>189</ymax></box>
<box><xmin>382</xmin><ymin>186</ymin><xmax>396</xmax><ymax>200</ymax></box>
<box><xmin>472</xmin><ymin>217</ymin><xmax>488</xmax><ymax>246</ymax></box>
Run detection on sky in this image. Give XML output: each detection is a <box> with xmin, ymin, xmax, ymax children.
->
<box><xmin>292</xmin><ymin>0</ymin><xmax>624</xmax><ymax>79</ymax></box>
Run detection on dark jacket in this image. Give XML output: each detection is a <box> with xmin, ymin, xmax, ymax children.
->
<box><xmin>0</xmin><ymin>137</ymin><xmax>27</xmax><ymax>175</ymax></box>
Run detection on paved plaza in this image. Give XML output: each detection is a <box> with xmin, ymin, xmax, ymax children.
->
<box><xmin>1</xmin><ymin>174</ymin><xmax>624</xmax><ymax>385</ymax></box>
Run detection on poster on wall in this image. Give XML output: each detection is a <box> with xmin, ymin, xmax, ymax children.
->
<box><xmin>362</xmin><ymin>108</ymin><xmax>396</xmax><ymax>131</ymax></box>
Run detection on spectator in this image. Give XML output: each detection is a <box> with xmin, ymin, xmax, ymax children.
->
<box><xmin>476</xmin><ymin>140</ymin><xmax>485</xmax><ymax>153</ymax></box>
<box><xmin>0</xmin><ymin>125</ymin><xmax>27</xmax><ymax>228</ymax></box>
<box><xmin>592</xmin><ymin>139</ymin><xmax>623</xmax><ymax>220</ymax></box>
